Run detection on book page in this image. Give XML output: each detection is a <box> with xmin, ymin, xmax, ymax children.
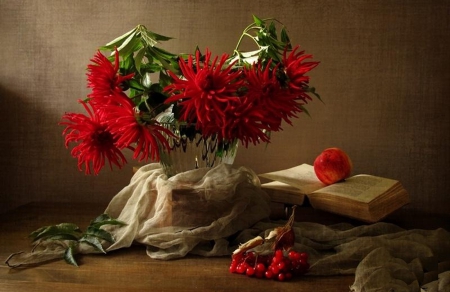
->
<box><xmin>312</xmin><ymin>174</ymin><xmax>398</xmax><ymax>203</ymax></box>
<box><xmin>261</xmin><ymin>181</ymin><xmax>306</xmax><ymax>205</ymax></box>
<box><xmin>259</xmin><ymin>164</ymin><xmax>325</xmax><ymax>194</ymax></box>
<box><xmin>262</xmin><ymin>181</ymin><xmax>305</xmax><ymax>194</ymax></box>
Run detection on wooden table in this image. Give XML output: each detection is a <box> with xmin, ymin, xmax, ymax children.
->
<box><xmin>1</xmin><ymin>202</ymin><xmax>448</xmax><ymax>292</ymax></box>
<box><xmin>0</xmin><ymin>202</ymin><xmax>358</xmax><ymax>292</ymax></box>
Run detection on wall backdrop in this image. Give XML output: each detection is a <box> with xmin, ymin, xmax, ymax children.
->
<box><xmin>1</xmin><ymin>0</ymin><xmax>449</xmax><ymax>219</ymax></box>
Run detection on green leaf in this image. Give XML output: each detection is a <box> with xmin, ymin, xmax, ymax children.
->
<box><xmin>80</xmin><ymin>236</ymin><xmax>106</xmax><ymax>254</ymax></box>
<box><xmin>152</xmin><ymin>46</ymin><xmax>178</xmax><ymax>59</ymax></box>
<box><xmin>43</xmin><ymin>234</ymin><xmax>81</xmax><ymax>242</ymax></box>
<box><xmin>118</xmin><ymin>54</ymin><xmax>134</xmax><ymax>74</ymax></box>
<box><xmin>150</xmin><ymin>47</ymin><xmax>179</xmax><ymax>73</ymax></box>
<box><xmin>136</xmin><ymin>25</ymin><xmax>173</xmax><ymax>49</ymax></box>
<box><xmin>85</xmin><ymin>227</ymin><xmax>115</xmax><ymax>243</ymax></box>
<box><xmin>102</xmin><ymin>26</ymin><xmax>138</xmax><ymax>49</ymax></box>
<box><xmin>280</xmin><ymin>28</ymin><xmax>291</xmax><ymax>49</ymax></box>
<box><xmin>229</xmin><ymin>47</ymin><xmax>268</xmax><ymax>65</ymax></box>
<box><xmin>114</xmin><ymin>29</ymin><xmax>137</xmax><ymax>51</ymax></box>
<box><xmin>90</xmin><ymin>219</ymin><xmax>127</xmax><ymax>229</ymax></box>
<box><xmin>64</xmin><ymin>245</ymin><xmax>79</xmax><ymax>267</ymax></box>
<box><xmin>146</xmin><ymin>30</ymin><xmax>173</xmax><ymax>42</ymax></box>
<box><xmin>29</xmin><ymin>226</ymin><xmax>48</xmax><ymax>239</ymax></box>
<box><xmin>299</xmin><ymin>104</ymin><xmax>311</xmax><ymax>117</ymax></box>
<box><xmin>129</xmin><ymin>78</ymin><xmax>145</xmax><ymax>89</ymax></box>
<box><xmin>159</xmin><ymin>71</ymin><xmax>174</xmax><ymax>88</ymax></box>
<box><xmin>306</xmin><ymin>87</ymin><xmax>323</xmax><ymax>102</ymax></box>
<box><xmin>240</xmin><ymin>55</ymin><xmax>259</xmax><ymax>65</ymax></box>
<box><xmin>268</xmin><ymin>22</ymin><xmax>277</xmax><ymax>39</ymax></box>
<box><xmin>241</xmin><ymin>47</ymin><xmax>266</xmax><ymax>58</ymax></box>
<box><xmin>89</xmin><ymin>214</ymin><xmax>127</xmax><ymax>229</ymax></box>
<box><xmin>30</xmin><ymin>223</ymin><xmax>81</xmax><ymax>242</ymax></box>
<box><xmin>117</xmin><ymin>37</ymin><xmax>142</xmax><ymax>59</ymax></box>
<box><xmin>139</xmin><ymin>30</ymin><xmax>157</xmax><ymax>48</ymax></box>
<box><xmin>150</xmin><ymin>49</ymin><xmax>177</xmax><ymax>72</ymax></box>
<box><xmin>27</xmin><ymin>213</ymin><xmax>126</xmax><ymax>267</ymax></box>
<box><xmin>253</xmin><ymin>15</ymin><xmax>264</xmax><ymax>26</ymax></box>
<box><xmin>90</xmin><ymin>214</ymin><xmax>113</xmax><ymax>224</ymax></box>
<box><xmin>141</xmin><ymin>63</ymin><xmax>164</xmax><ymax>73</ymax></box>
<box><xmin>134</xmin><ymin>47</ymin><xmax>146</xmax><ymax>74</ymax></box>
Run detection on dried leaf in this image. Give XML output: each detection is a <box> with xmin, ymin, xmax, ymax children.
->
<box><xmin>273</xmin><ymin>205</ymin><xmax>296</xmax><ymax>251</ymax></box>
<box><xmin>232</xmin><ymin>236</ymin><xmax>264</xmax><ymax>259</ymax></box>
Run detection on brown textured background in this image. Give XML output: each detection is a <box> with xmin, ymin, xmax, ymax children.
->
<box><xmin>1</xmin><ymin>0</ymin><xmax>449</xmax><ymax>219</ymax></box>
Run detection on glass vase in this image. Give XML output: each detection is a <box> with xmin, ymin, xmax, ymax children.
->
<box><xmin>159</xmin><ymin>124</ymin><xmax>238</xmax><ymax>177</ymax></box>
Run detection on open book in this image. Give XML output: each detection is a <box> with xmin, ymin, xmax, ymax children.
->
<box><xmin>259</xmin><ymin>164</ymin><xmax>410</xmax><ymax>223</ymax></box>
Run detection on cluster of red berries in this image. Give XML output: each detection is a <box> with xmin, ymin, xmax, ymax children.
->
<box><xmin>229</xmin><ymin>249</ymin><xmax>310</xmax><ymax>281</ymax></box>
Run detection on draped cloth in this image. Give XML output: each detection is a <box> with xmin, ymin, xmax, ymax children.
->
<box><xmin>6</xmin><ymin>163</ymin><xmax>450</xmax><ymax>291</ymax></box>
<box><xmin>239</xmin><ymin>221</ymin><xmax>450</xmax><ymax>292</ymax></box>
<box><xmin>103</xmin><ymin>163</ymin><xmax>272</xmax><ymax>260</ymax></box>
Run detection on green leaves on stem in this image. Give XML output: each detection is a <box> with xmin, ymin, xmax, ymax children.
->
<box><xmin>29</xmin><ymin>214</ymin><xmax>126</xmax><ymax>267</ymax></box>
<box><xmin>100</xmin><ymin>25</ymin><xmax>179</xmax><ymax>120</ymax></box>
<box><xmin>232</xmin><ymin>15</ymin><xmax>292</xmax><ymax>67</ymax></box>
<box><xmin>101</xmin><ymin>24</ymin><xmax>178</xmax><ymax>76</ymax></box>
<box><xmin>30</xmin><ymin>223</ymin><xmax>82</xmax><ymax>242</ymax></box>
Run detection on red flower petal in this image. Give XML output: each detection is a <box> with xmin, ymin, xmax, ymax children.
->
<box><xmin>60</xmin><ymin>100</ymin><xmax>127</xmax><ymax>175</ymax></box>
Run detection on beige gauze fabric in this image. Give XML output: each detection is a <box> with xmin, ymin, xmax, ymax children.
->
<box><xmin>104</xmin><ymin>163</ymin><xmax>272</xmax><ymax>260</ymax></box>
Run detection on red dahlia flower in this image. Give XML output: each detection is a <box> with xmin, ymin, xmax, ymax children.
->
<box><xmin>164</xmin><ymin>49</ymin><xmax>243</xmax><ymax>137</ymax></box>
<box><xmin>220</xmin><ymin>100</ymin><xmax>273</xmax><ymax>147</ymax></box>
<box><xmin>60</xmin><ymin>100</ymin><xmax>127</xmax><ymax>175</ymax></box>
<box><xmin>244</xmin><ymin>60</ymin><xmax>301</xmax><ymax>130</ymax></box>
<box><xmin>86</xmin><ymin>48</ymin><xmax>134</xmax><ymax>105</ymax></box>
<box><xmin>99</xmin><ymin>93</ymin><xmax>174</xmax><ymax>162</ymax></box>
<box><xmin>283</xmin><ymin>45</ymin><xmax>319</xmax><ymax>101</ymax></box>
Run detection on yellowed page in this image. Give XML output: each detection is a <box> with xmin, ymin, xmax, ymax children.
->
<box><xmin>259</xmin><ymin>164</ymin><xmax>325</xmax><ymax>194</ymax></box>
<box><xmin>312</xmin><ymin>174</ymin><xmax>398</xmax><ymax>203</ymax></box>
<box><xmin>262</xmin><ymin>181</ymin><xmax>305</xmax><ymax>193</ymax></box>
<box><xmin>261</xmin><ymin>181</ymin><xmax>306</xmax><ymax>205</ymax></box>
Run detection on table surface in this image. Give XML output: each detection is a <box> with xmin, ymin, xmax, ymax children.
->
<box><xmin>1</xmin><ymin>202</ymin><xmax>448</xmax><ymax>292</ymax></box>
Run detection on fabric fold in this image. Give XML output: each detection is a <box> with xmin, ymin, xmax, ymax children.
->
<box><xmin>104</xmin><ymin>163</ymin><xmax>272</xmax><ymax>259</ymax></box>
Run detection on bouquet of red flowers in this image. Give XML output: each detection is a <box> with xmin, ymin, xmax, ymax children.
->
<box><xmin>61</xmin><ymin>16</ymin><xmax>320</xmax><ymax>175</ymax></box>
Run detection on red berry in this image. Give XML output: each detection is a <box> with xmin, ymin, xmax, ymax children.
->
<box><xmin>271</xmin><ymin>265</ymin><xmax>280</xmax><ymax>275</ymax></box>
<box><xmin>255</xmin><ymin>263</ymin><xmax>266</xmax><ymax>273</ymax></box>
<box><xmin>275</xmin><ymin>249</ymin><xmax>284</xmax><ymax>259</ymax></box>
<box><xmin>246</xmin><ymin>267</ymin><xmax>255</xmax><ymax>277</ymax></box>
<box><xmin>230</xmin><ymin>249</ymin><xmax>309</xmax><ymax>280</ymax></box>
<box><xmin>289</xmin><ymin>250</ymin><xmax>300</xmax><ymax>260</ymax></box>
<box><xmin>284</xmin><ymin>258</ymin><xmax>292</xmax><ymax>269</ymax></box>
<box><xmin>233</xmin><ymin>253</ymin><xmax>243</xmax><ymax>262</ymax></box>
<box><xmin>300</xmin><ymin>252</ymin><xmax>309</xmax><ymax>261</ymax></box>
<box><xmin>299</xmin><ymin>258</ymin><xmax>309</xmax><ymax>268</ymax></box>
<box><xmin>236</xmin><ymin>263</ymin><xmax>247</xmax><ymax>274</ymax></box>
<box><xmin>291</xmin><ymin>259</ymin><xmax>299</xmax><ymax>268</ymax></box>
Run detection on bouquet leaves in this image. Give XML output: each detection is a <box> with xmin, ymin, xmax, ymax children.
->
<box><xmin>5</xmin><ymin>214</ymin><xmax>127</xmax><ymax>267</ymax></box>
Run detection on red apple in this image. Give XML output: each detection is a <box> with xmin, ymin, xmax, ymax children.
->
<box><xmin>313</xmin><ymin>148</ymin><xmax>353</xmax><ymax>185</ymax></box>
